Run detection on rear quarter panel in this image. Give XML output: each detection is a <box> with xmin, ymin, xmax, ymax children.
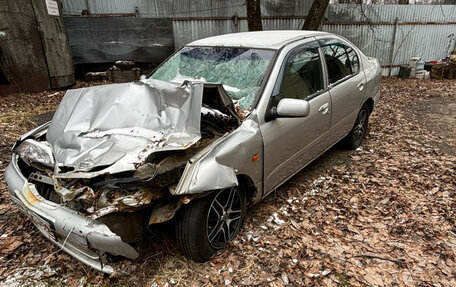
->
<box><xmin>362</xmin><ymin>56</ymin><xmax>382</xmax><ymax>109</ymax></box>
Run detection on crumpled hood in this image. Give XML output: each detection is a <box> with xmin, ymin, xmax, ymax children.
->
<box><xmin>46</xmin><ymin>79</ymin><xmax>203</xmax><ymax>178</ymax></box>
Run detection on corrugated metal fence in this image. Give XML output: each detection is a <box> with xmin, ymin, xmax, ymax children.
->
<box><xmin>61</xmin><ymin>1</ymin><xmax>456</xmax><ymax>75</ymax></box>
<box><xmin>325</xmin><ymin>5</ymin><xmax>456</xmax><ymax>75</ymax></box>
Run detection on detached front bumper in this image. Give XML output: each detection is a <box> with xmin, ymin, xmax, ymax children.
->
<box><xmin>5</xmin><ymin>154</ymin><xmax>138</xmax><ymax>274</ymax></box>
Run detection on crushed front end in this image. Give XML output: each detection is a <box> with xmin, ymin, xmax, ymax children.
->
<box><xmin>4</xmin><ymin>79</ymin><xmax>241</xmax><ymax>274</ymax></box>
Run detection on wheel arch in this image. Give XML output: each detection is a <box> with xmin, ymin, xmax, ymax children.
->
<box><xmin>236</xmin><ymin>174</ymin><xmax>258</xmax><ymax>206</ymax></box>
<box><xmin>364</xmin><ymin>97</ymin><xmax>374</xmax><ymax>114</ymax></box>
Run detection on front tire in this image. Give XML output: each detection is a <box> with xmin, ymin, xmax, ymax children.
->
<box><xmin>343</xmin><ymin>104</ymin><xmax>370</xmax><ymax>149</ymax></box>
<box><xmin>175</xmin><ymin>187</ymin><xmax>246</xmax><ymax>262</ymax></box>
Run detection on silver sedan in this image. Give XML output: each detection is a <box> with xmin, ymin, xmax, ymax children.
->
<box><xmin>5</xmin><ymin>31</ymin><xmax>381</xmax><ymax>273</ymax></box>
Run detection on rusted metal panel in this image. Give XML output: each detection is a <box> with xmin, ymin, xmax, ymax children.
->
<box><xmin>31</xmin><ymin>0</ymin><xmax>75</xmax><ymax>89</ymax></box>
<box><xmin>0</xmin><ymin>0</ymin><xmax>50</xmax><ymax>95</ymax></box>
<box><xmin>106</xmin><ymin>67</ymin><xmax>141</xmax><ymax>83</ymax></box>
<box><xmin>65</xmin><ymin>17</ymin><xmax>174</xmax><ymax>64</ymax></box>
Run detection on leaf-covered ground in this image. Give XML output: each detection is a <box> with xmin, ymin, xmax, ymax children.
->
<box><xmin>0</xmin><ymin>78</ymin><xmax>455</xmax><ymax>286</ymax></box>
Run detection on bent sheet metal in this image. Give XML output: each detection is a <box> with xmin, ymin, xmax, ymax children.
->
<box><xmin>46</xmin><ymin>79</ymin><xmax>203</xmax><ymax>178</ymax></box>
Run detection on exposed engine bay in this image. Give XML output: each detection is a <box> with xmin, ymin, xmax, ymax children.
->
<box><xmin>13</xmin><ymin>80</ymin><xmax>242</xmax><ymax>242</ymax></box>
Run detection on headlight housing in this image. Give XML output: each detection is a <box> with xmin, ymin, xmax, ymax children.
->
<box><xmin>15</xmin><ymin>139</ymin><xmax>55</xmax><ymax>168</ymax></box>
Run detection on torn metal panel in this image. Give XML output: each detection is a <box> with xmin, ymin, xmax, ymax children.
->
<box><xmin>47</xmin><ymin>79</ymin><xmax>203</xmax><ymax>178</ymax></box>
<box><xmin>6</xmin><ymin>77</ymin><xmax>249</xmax><ymax>274</ymax></box>
<box><xmin>13</xmin><ymin>80</ymin><xmax>241</xmax><ymax>217</ymax></box>
<box><xmin>148</xmin><ymin>200</ymin><xmax>182</xmax><ymax>224</ymax></box>
<box><xmin>15</xmin><ymin>139</ymin><xmax>55</xmax><ymax>169</ymax></box>
<box><xmin>5</xmin><ymin>157</ymin><xmax>137</xmax><ymax>274</ymax></box>
<box><xmin>202</xmin><ymin>84</ymin><xmax>242</xmax><ymax>124</ymax></box>
<box><xmin>13</xmin><ymin>122</ymin><xmax>50</xmax><ymax>150</ymax></box>
<box><xmin>173</xmin><ymin>118</ymin><xmax>263</xmax><ymax>196</ymax></box>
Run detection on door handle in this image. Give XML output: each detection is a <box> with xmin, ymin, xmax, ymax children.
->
<box><xmin>357</xmin><ymin>82</ymin><xmax>364</xmax><ymax>91</ymax></box>
<box><xmin>319</xmin><ymin>103</ymin><xmax>329</xmax><ymax>114</ymax></box>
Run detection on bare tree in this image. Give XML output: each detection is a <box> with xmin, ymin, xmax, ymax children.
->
<box><xmin>302</xmin><ymin>0</ymin><xmax>330</xmax><ymax>31</ymax></box>
<box><xmin>246</xmin><ymin>0</ymin><xmax>263</xmax><ymax>31</ymax></box>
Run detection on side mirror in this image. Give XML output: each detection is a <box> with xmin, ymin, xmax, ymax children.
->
<box><xmin>276</xmin><ymin>98</ymin><xmax>310</xmax><ymax>118</ymax></box>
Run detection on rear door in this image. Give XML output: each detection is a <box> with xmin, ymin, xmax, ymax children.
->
<box><xmin>318</xmin><ymin>38</ymin><xmax>366</xmax><ymax>145</ymax></box>
<box><xmin>260</xmin><ymin>40</ymin><xmax>331</xmax><ymax>193</ymax></box>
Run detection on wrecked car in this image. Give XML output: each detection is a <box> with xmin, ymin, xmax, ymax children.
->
<box><xmin>5</xmin><ymin>31</ymin><xmax>381</xmax><ymax>273</ymax></box>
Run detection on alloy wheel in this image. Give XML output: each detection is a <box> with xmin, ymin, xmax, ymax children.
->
<box><xmin>206</xmin><ymin>188</ymin><xmax>242</xmax><ymax>249</ymax></box>
<box><xmin>353</xmin><ymin>109</ymin><xmax>368</xmax><ymax>144</ymax></box>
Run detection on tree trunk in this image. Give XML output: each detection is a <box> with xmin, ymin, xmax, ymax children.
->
<box><xmin>302</xmin><ymin>0</ymin><xmax>330</xmax><ymax>31</ymax></box>
<box><xmin>398</xmin><ymin>0</ymin><xmax>409</xmax><ymax>4</ymax></box>
<box><xmin>246</xmin><ymin>0</ymin><xmax>263</xmax><ymax>31</ymax></box>
<box><xmin>338</xmin><ymin>0</ymin><xmax>363</xmax><ymax>3</ymax></box>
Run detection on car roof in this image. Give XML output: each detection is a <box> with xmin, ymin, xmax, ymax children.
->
<box><xmin>187</xmin><ymin>30</ymin><xmax>330</xmax><ymax>50</ymax></box>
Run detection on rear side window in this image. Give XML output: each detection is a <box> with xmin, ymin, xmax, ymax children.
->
<box><xmin>277</xmin><ymin>47</ymin><xmax>324</xmax><ymax>101</ymax></box>
<box><xmin>321</xmin><ymin>42</ymin><xmax>359</xmax><ymax>84</ymax></box>
<box><xmin>345</xmin><ymin>45</ymin><xmax>360</xmax><ymax>74</ymax></box>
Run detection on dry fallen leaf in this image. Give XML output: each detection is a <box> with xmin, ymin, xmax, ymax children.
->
<box><xmin>0</xmin><ymin>78</ymin><xmax>455</xmax><ymax>286</ymax></box>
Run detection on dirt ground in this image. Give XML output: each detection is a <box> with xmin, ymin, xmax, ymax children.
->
<box><xmin>0</xmin><ymin>78</ymin><xmax>455</xmax><ymax>287</ymax></box>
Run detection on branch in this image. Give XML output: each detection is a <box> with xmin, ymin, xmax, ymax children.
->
<box><xmin>354</xmin><ymin>254</ymin><xmax>405</xmax><ymax>267</ymax></box>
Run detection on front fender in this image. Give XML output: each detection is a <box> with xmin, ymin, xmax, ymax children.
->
<box><xmin>12</xmin><ymin>121</ymin><xmax>50</xmax><ymax>150</ymax></box>
<box><xmin>172</xmin><ymin>118</ymin><xmax>263</xmax><ymax>196</ymax></box>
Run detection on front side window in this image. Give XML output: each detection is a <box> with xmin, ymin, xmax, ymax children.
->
<box><xmin>150</xmin><ymin>46</ymin><xmax>275</xmax><ymax>109</ymax></box>
<box><xmin>276</xmin><ymin>47</ymin><xmax>324</xmax><ymax>102</ymax></box>
<box><xmin>321</xmin><ymin>42</ymin><xmax>358</xmax><ymax>84</ymax></box>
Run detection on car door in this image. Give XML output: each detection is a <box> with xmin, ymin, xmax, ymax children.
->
<box><xmin>318</xmin><ymin>38</ymin><xmax>367</xmax><ymax>145</ymax></box>
<box><xmin>260</xmin><ymin>41</ymin><xmax>331</xmax><ymax>194</ymax></box>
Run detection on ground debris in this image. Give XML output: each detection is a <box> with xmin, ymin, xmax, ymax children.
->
<box><xmin>0</xmin><ymin>78</ymin><xmax>455</xmax><ymax>286</ymax></box>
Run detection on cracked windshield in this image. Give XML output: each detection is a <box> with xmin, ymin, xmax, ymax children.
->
<box><xmin>150</xmin><ymin>46</ymin><xmax>275</xmax><ymax>109</ymax></box>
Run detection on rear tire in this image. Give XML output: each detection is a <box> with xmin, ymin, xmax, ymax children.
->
<box><xmin>343</xmin><ymin>104</ymin><xmax>370</xmax><ymax>149</ymax></box>
<box><xmin>175</xmin><ymin>187</ymin><xmax>246</xmax><ymax>262</ymax></box>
